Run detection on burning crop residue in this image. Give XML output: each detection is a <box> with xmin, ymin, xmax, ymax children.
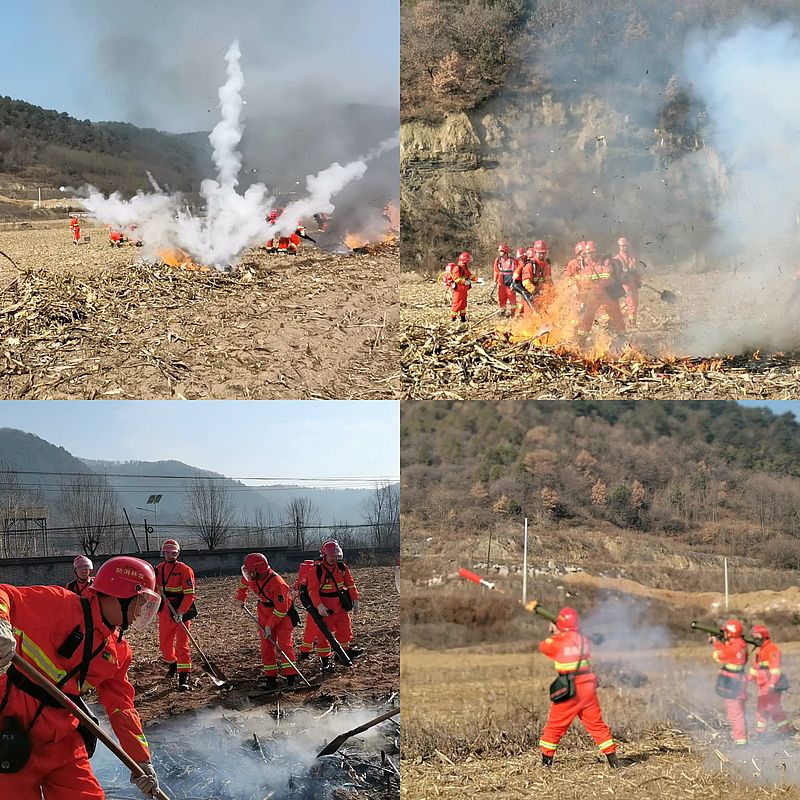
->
<box><xmin>93</xmin><ymin>704</ymin><xmax>399</xmax><ymax>800</ymax></box>
<box><xmin>158</xmin><ymin>249</ymin><xmax>211</xmax><ymax>272</ymax></box>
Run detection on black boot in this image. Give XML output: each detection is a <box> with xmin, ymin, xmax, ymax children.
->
<box><xmin>298</xmin><ymin>651</ymin><xmax>310</xmax><ymax>661</ymax></box>
<box><xmin>607</xmin><ymin>752</ymin><xmax>620</xmax><ymax>769</ymax></box>
<box><xmin>286</xmin><ymin>674</ymin><xmax>297</xmax><ymax>687</ymax></box>
<box><xmin>166</xmin><ymin>662</ymin><xmax>177</xmax><ymax>678</ymax></box>
<box><xmin>177</xmin><ymin>673</ymin><xmax>190</xmax><ymax>692</ymax></box>
<box><xmin>321</xmin><ymin>657</ymin><xmax>333</xmax><ymax>674</ymax></box>
<box><xmin>257</xmin><ymin>675</ymin><xmax>278</xmax><ymax>691</ymax></box>
<box><xmin>346</xmin><ymin>645</ymin><xmax>365</xmax><ymax>659</ymax></box>
<box><xmin>541</xmin><ymin>754</ymin><xmax>553</xmax><ymax>767</ymax></box>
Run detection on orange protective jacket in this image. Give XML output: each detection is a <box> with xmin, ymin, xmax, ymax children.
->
<box><xmin>493</xmin><ymin>255</ymin><xmax>515</xmax><ymax>286</ymax></box>
<box><xmin>613</xmin><ymin>252</ymin><xmax>640</xmax><ymax>285</ymax></box>
<box><xmin>450</xmin><ymin>262</ymin><xmax>475</xmax><ymax>287</ymax></box>
<box><xmin>155</xmin><ymin>560</ymin><xmax>196</xmax><ymax>616</ymax></box>
<box><xmin>539</xmin><ymin>630</ymin><xmax>593</xmax><ymax>675</ymax></box>
<box><xmin>712</xmin><ymin>636</ymin><xmax>748</xmax><ymax>675</ymax></box>
<box><xmin>65</xmin><ymin>577</ymin><xmax>93</xmax><ymax>597</ymax></box>
<box><xmin>307</xmin><ymin>560</ymin><xmax>359</xmax><ymax>612</ymax></box>
<box><xmin>236</xmin><ymin>570</ymin><xmax>292</xmax><ymax>626</ymax></box>
<box><xmin>0</xmin><ymin>584</ymin><xmax>150</xmax><ymax>761</ymax></box>
<box><xmin>749</xmin><ymin>640</ymin><xmax>782</xmax><ymax>691</ymax></box>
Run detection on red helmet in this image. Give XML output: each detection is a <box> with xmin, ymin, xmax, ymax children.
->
<box><xmin>320</xmin><ymin>540</ymin><xmax>344</xmax><ymax>561</ymax></box>
<box><xmin>575</xmin><ymin>241</ymin><xmax>586</xmax><ymax>256</ymax></box>
<box><xmin>242</xmin><ymin>553</ymin><xmax>270</xmax><ymax>580</ymax></box>
<box><xmin>584</xmin><ymin>241</ymin><xmax>597</xmax><ymax>254</ymax></box>
<box><xmin>515</xmin><ymin>247</ymin><xmax>525</xmax><ymax>259</ymax></box>
<box><xmin>556</xmin><ymin>607</ymin><xmax>580</xmax><ymax>632</ymax></box>
<box><xmin>533</xmin><ymin>239</ymin><xmax>549</xmax><ymax>254</ymax></box>
<box><xmin>498</xmin><ymin>243</ymin><xmax>510</xmax><ymax>254</ymax></box>
<box><xmin>751</xmin><ymin>625</ymin><xmax>770</xmax><ymax>641</ymax></box>
<box><xmin>617</xmin><ymin>237</ymin><xmax>629</xmax><ymax>248</ymax></box>
<box><xmin>723</xmin><ymin>619</ymin><xmax>743</xmax><ymax>638</ymax></box>
<box><xmin>73</xmin><ymin>555</ymin><xmax>93</xmax><ymax>572</ymax></box>
<box><xmin>525</xmin><ymin>247</ymin><xmax>536</xmax><ymax>260</ymax></box>
<box><xmin>93</xmin><ymin>556</ymin><xmax>156</xmax><ymax>597</ymax></box>
<box><xmin>91</xmin><ymin>557</ymin><xmax>159</xmax><ymax>631</ymax></box>
<box><xmin>457</xmin><ymin>251</ymin><xmax>472</xmax><ymax>265</ymax></box>
<box><xmin>161</xmin><ymin>539</ymin><xmax>180</xmax><ymax>556</ymax></box>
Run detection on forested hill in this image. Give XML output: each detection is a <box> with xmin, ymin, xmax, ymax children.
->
<box><xmin>401</xmin><ymin>402</ymin><xmax>800</xmax><ymax>559</ymax></box>
<box><xmin>0</xmin><ymin>95</ymin><xmax>208</xmax><ymax>196</ymax></box>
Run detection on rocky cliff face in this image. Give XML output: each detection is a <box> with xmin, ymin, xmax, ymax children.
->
<box><xmin>401</xmin><ymin>91</ymin><xmax>718</xmax><ymax>275</ymax></box>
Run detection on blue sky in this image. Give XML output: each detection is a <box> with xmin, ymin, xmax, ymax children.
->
<box><xmin>0</xmin><ymin>401</ymin><xmax>399</xmax><ymax>486</ymax></box>
<box><xmin>737</xmin><ymin>400</ymin><xmax>800</xmax><ymax>419</ymax></box>
<box><xmin>3</xmin><ymin>1</ymin><xmax>399</xmax><ymax>132</ymax></box>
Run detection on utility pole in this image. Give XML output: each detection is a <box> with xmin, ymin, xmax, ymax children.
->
<box><xmin>522</xmin><ymin>518</ymin><xmax>528</xmax><ymax>605</ymax></box>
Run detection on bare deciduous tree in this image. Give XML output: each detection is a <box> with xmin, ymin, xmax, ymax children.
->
<box><xmin>182</xmin><ymin>477</ymin><xmax>237</xmax><ymax>550</ymax></box>
<box><xmin>284</xmin><ymin>497</ymin><xmax>319</xmax><ymax>549</ymax></box>
<box><xmin>59</xmin><ymin>473</ymin><xmax>120</xmax><ymax>556</ymax></box>
<box><xmin>362</xmin><ymin>482</ymin><xmax>400</xmax><ymax>548</ymax></box>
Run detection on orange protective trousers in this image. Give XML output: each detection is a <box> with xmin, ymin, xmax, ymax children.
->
<box><xmin>622</xmin><ymin>281</ymin><xmax>639</xmax><ymax>319</ymax></box>
<box><xmin>258</xmin><ymin>610</ymin><xmax>298</xmax><ymax>676</ymax></box>
<box><xmin>315</xmin><ymin>609</ymin><xmax>353</xmax><ymax>658</ymax></box>
<box><xmin>450</xmin><ymin>285</ymin><xmax>469</xmax><ymax>315</ymax></box>
<box><xmin>578</xmin><ymin>288</ymin><xmax>626</xmax><ymax>335</ymax></box>
<box><xmin>724</xmin><ymin>696</ymin><xmax>748</xmax><ymax>743</ymax></box>
<box><xmin>0</xmin><ymin>701</ymin><xmax>102</xmax><ymax>799</ymax></box>
<box><xmin>497</xmin><ymin>282</ymin><xmax>517</xmax><ymax>310</ymax></box>
<box><xmin>539</xmin><ymin>675</ymin><xmax>616</xmax><ymax>756</ymax></box>
<box><xmin>159</xmin><ymin>613</ymin><xmax>192</xmax><ymax>673</ymax></box>
<box><xmin>299</xmin><ymin>611</ymin><xmax>322</xmax><ymax>653</ymax></box>
<box><xmin>755</xmin><ymin>692</ymin><xmax>791</xmax><ymax>734</ymax></box>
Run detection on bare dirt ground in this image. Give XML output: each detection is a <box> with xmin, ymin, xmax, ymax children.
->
<box><xmin>400</xmin><ymin>273</ymin><xmax>800</xmax><ymax>399</ymax></box>
<box><xmin>0</xmin><ymin>222</ymin><xmax>400</xmax><ymax>399</ymax></box>
<box><xmin>123</xmin><ymin>567</ymin><xmax>399</xmax><ymax>723</ymax></box>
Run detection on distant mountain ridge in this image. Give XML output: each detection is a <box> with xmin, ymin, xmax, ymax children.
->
<box><xmin>0</xmin><ymin>429</ymin><xmax>389</xmax><ymax>527</ymax></box>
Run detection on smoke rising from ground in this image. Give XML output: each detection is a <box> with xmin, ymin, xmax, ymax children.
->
<box><xmin>80</xmin><ymin>42</ymin><xmax>397</xmax><ymax>268</ymax></box>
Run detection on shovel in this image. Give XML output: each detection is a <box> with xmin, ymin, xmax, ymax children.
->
<box><xmin>162</xmin><ymin>593</ymin><xmax>229</xmax><ymax>687</ymax></box>
<box><xmin>242</xmin><ymin>604</ymin><xmax>313</xmax><ymax>687</ymax></box>
<box><xmin>642</xmin><ymin>283</ymin><xmax>679</xmax><ymax>304</ymax></box>
<box><xmin>316</xmin><ymin>707</ymin><xmax>399</xmax><ymax>757</ymax></box>
<box><xmin>11</xmin><ymin>654</ymin><xmax>172</xmax><ymax>800</ymax></box>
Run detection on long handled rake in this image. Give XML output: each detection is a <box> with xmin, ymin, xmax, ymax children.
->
<box><xmin>242</xmin><ymin>604</ymin><xmax>313</xmax><ymax>687</ymax></box>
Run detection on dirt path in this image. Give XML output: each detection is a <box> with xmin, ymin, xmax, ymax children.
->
<box><xmin>0</xmin><ymin>225</ymin><xmax>400</xmax><ymax>399</ymax></box>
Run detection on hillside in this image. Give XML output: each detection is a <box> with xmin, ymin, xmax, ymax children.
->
<box><xmin>402</xmin><ymin>400</ymin><xmax>800</xmax><ymax>568</ymax></box>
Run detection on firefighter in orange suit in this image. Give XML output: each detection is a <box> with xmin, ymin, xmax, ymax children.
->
<box><xmin>0</xmin><ymin>556</ymin><xmax>162</xmax><ymax>798</ymax></box>
<box><xmin>613</xmin><ymin>237</ymin><xmax>641</xmax><ymax>326</ymax></box>
<box><xmin>575</xmin><ymin>241</ymin><xmax>627</xmax><ymax>348</ymax></box>
<box><xmin>265</xmin><ymin>208</ymin><xmax>284</xmax><ymax>252</ymax></box>
<box><xmin>493</xmin><ymin>243</ymin><xmax>517</xmax><ymax>317</ymax></box>
<box><xmin>294</xmin><ymin>559</ymin><xmax>323</xmax><ymax>659</ymax></box>
<box><xmin>154</xmin><ymin>539</ymin><xmax>196</xmax><ymax>692</ymax></box>
<box><xmin>306</xmin><ymin>540</ymin><xmax>363</xmax><ymax>673</ymax></box>
<box><xmin>236</xmin><ymin>553</ymin><xmax>299</xmax><ymax>690</ymax></box>
<box><xmin>450</xmin><ymin>252</ymin><xmax>475</xmax><ymax>324</ymax></box>
<box><xmin>66</xmin><ymin>555</ymin><xmax>94</xmax><ymax>596</ymax></box>
<box><xmin>538</xmin><ymin>607</ymin><xmax>619</xmax><ymax>768</ymax></box>
<box><xmin>711</xmin><ymin>619</ymin><xmax>749</xmax><ymax>745</ymax></box>
<box><xmin>530</xmin><ymin>240</ymin><xmax>554</xmax><ymax>307</ymax></box>
<box><xmin>749</xmin><ymin>625</ymin><xmax>793</xmax><ymax>738</ymax></box>
<box><xmin>69</xmin><ymin>214</ymin><xmax>81</xmax><ymax>244</ymax></box>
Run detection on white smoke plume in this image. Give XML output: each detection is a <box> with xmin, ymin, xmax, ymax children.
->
<box><xmin>80</xmin><ymin>40</ymin><xmax>392</xmax><ymax>270</ymax></box>
<box><xmin>676</xmin><ymin>22</ymin><xmax>800</xmax><ymax>354</ymax></box>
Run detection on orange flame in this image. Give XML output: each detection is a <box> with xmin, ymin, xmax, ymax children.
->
<box><xmin>158</xmin><ymin>248</ymin><xmax>210</xmax><ymax>272</ymax></box>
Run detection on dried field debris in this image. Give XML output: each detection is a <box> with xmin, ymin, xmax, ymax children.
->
<box><xmin>0</xmin><ymin>226</ymin><xmax>400</xmax><ymax>399</ymax></box>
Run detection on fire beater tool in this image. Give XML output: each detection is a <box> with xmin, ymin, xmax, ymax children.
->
<box><xmin>0</xmin><ymin>248</ymin><xmax>20</xmax><ymax>270</ymax></box>
<box><xmin>316</xmin><ymin>707</ymin><xmax>400</xmax><ymax>757</ymax></box>
<box><xmin>242</xmin><ymin>604</ymin><xmax>313</xmax><ymax>687</ymax></box>
<box><xmin>11</xmin><ymin>654</ymin><xmax>172</xmax><ymax>800</ymax></box>
<box><xmin>459</xmin><ymin>567</ymin><xmax>605</xmax><ymax>645</ymax></box>
<box><xmin>161</xmin><ymin>592</ymin><xmax>229</xmax><ymax>687</ymax></box>
<box><xmin>691</xmin><ymin>620</ymin><xmax>758</xmax><ymax>646</ymax></box>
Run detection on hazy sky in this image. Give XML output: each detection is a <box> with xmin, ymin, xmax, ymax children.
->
<box><xmin>737</xmin><ymin>400</ymin><xmax>800</xmax><ymax>419</ymax></box>
<box><xmin>0</xmin><ymin>401</ymin><xmax>399</xmax><ymax>486</ymax></box>
<box><xmin>3</xmin><ymin>0</ymin><xmax>399</xmax><ymax>132</ymax></box>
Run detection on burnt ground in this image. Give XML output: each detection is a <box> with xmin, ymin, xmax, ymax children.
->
<box><xmin>122</xmin><ymin>567</ymin><xmax>399</xmax><ymax>723</ymax></box>
<box><xmin>0</xmin><ymin>222</ymin><xmax>400</xmax><ymax>399</ymax></box>
<box><xmin>400</xmin><ymin>272</ymin><xmax>800</xmax><ymax>399</ymax></box>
